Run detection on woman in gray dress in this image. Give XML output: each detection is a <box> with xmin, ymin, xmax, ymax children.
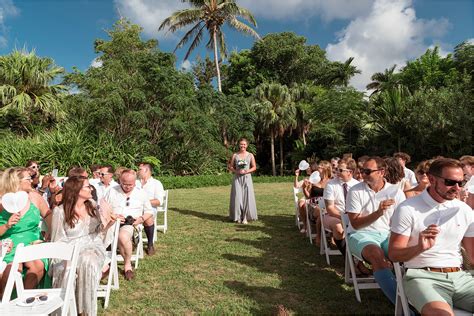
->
<box><xmin>50</xmin><ymin>176</ymin><xmax>115</xmax><ymax>316</ymax></box>
<box><xmin>229</xmin><ymin>138</ymin><xmax>257</xmax><ymax>224</ymax></box>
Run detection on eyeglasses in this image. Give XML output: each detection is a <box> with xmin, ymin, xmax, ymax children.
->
<box><xmin>99</xmin><ymin>172</ymin><xmax>111</xmax><ymax>177</ymax></box>
<box><xmin>125</xmin><ymin>196</ymin><xmax>130</xmax><ymax>207</ymax></box>
<box><xmin>337</xmin><ymin>168</ymin><xmax>351</xmax><ymax>173</ymax></box>
<box><xmin>360</xmin><ymin>168</ymin><xmax>382</xmax><ymax>175</ymax></box>
<box><xmin>433</xmin><ymin>174</ymin><xmax>467</xmax><ymax>187</ymax></box>
<box><xmin>24</xmin><ymin>293</ymin><xmax>48</xmax><ymax>304</ymax></box>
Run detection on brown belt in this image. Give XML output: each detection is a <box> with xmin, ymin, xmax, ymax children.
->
<box><xmin>422</xmin><ymin>267</ymin><xmax>461</xmax><ymax>273</ymax></box>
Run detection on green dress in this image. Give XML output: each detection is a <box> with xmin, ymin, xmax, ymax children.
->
<box><xmin>0</xmin><ymin>202</ymin><xmax>49</xmax><ymax>271</ymax></box>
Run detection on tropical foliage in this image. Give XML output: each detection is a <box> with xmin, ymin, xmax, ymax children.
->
<box><xmin>0</xmin><ymin>17</ymin><xmax>472</xmax><ymax>175</ymax></box>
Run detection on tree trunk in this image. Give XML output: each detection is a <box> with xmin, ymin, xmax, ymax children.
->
<box><xmin>270</xmin><ymin>130</ymin><xmax>276</xmax><ymax>176</ymax></box>
<box><xmin>279</xmin><ymin>136</ymin><xmax>284</xmax><ymax>176</ymax></box>
<box><xmin>213</xmin><ymin>27</ymin><xmax>222</xmax><ymax>92</ymax></box>
<box><xmin>302</xmin><ymin>130</ymin><xmax>306</xmax><ymax>146</ymax></box>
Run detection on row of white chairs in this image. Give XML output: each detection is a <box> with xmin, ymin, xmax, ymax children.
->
<box><xmin>0</xmin><ymin>190</ymin><xmax>170</xmax><ymax>315</ymax></box>
<box><xmin>293</xmin><ymin>187</ymin><xmax>473</xmax><ymax>315</ymax></box>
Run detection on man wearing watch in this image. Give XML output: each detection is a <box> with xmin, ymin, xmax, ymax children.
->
<box><xmin>105</xmin><ymin>169</ymin><xmax>153</xmax><ymax>281</ymax></box>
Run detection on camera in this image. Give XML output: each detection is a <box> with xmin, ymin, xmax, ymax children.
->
<box><xmin>123</xmin><ymin>215</ymin><xmax>135</xmax><ymax>226</ymax></box>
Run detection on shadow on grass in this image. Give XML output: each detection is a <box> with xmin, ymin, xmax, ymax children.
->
<box><xmin>221</xmin><ymin>214</ymin><xmax>393</xmax><ymax>315</ymax></box>
<box><xmin>170</xmin><ymin>207</ymin><xmax>231</xmax><ymax>223</ymax></box>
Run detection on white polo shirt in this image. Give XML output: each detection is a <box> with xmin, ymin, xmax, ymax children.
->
<box><xmin>93</xmin><ymin>180</ymin><xmax>119</xmax><ymax>201</ymax></box>
<box><xmin>323</xmin><ymin>177</ymin><xmax>359</xmax><ymax>214</ymax></box>
<box><xmin>346</xmin><ymin>181</ymin><xmax>406</xmax><ymax>233</ymax></box>
<box><xmin>391</xmin><ymin>189</ymin><xmax>474</xmax><ymax>268</ymax></box>
<box><xmin>404</xmin><ymin>167</ymin><xmax>418</xmax><ymax>187</ymax></box>
<box><xmin>104</xmin><ymin>186</ymin><xmax>153</xmax><ymax>219</ymax></box>
<box><xmin>136</xmin><ymin>177</ymin><xmax>164</xmax><ymax>211</ymax></box>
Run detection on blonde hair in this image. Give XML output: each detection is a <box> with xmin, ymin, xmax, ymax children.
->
<box><xmin>318</xmin><ymin>160</ymin><xmax>333</xmax><ymax>180</ymax></box>
<box><xmin>0</xmin><ymin>167</ymin><xmax>29</xmax><ymax>195</ymax></box>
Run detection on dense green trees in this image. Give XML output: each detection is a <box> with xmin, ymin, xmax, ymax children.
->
<box><xmin>0</xmin><ymin>19</ymin><xmax>471</xmax><ymax>175</ymax></box>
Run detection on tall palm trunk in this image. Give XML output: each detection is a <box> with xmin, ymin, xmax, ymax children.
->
<box><xmin>213</xmin><ymin>27</ymin><xmax>222</xmax><ymax>92</ymax></box>
<box><xmin>270</xmin><ymin>130</ymin><xmax>276</xmax><ymax>176</ymax></box>
<box><xmin>279</xmin><ymin>136</ymin><xmax>284</xmax><ymax>176</ymax></box>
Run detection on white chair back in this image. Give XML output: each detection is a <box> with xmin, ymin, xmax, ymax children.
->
<box><xmin>319</xmin><ymin>203</ymin><xmax>341</xmax><ymax>265</ymax></box>
<box><xmin>155</xmin><ymin>190</ymin><xmax>169</xmax><ymax>235</ymax></box>
<box><xmin>97</xmin><ymin>219</ymin><xmax>121</xmax><ymax>309</ymax></box>
<box><xmin>1</xmin><ymin>242</ymin><xmax>81</xmax><ymax>316</ymax></box>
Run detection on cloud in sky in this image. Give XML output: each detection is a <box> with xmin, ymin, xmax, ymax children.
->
<box><xmin>0</xmin><ymin>0</ymin><xmax>19</xmax><ymax>48</ymax></box>
<box><xmin>114</xmin><ymin>0</ymin><xmax>187</xmax><ymax>39</ymax></box>
<box><xmin>325</xmin><ymin>0</ymin><xmax>450</xmax><ymax>90</ymax></box>
<box><xmin>180</xmin><ymin>59</ymin><xmax>193</xmax><ymax>71</ymax></box>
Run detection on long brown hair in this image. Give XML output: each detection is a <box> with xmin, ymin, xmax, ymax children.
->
<box><xmin>62</xmin><ymin>176</ymin><xmax>96</xmax><ymax>228</ymax></box>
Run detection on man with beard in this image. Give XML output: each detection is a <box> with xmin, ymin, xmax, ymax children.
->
<box><xmin>389</xmin><ymin>158</ymin><xmax>474</xmax><ymax>315</ymax></box>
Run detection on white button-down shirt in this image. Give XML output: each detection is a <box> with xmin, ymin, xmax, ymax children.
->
<box><xmin>104</xmin><ymin>186</ymin><xmax>153</xmax><ymax>219</ymax></box>
<box><xmin>323</xmin><ymin>177</ymin><xmax>359</xmax><ymax>214</ymax></box>
<box><xmin>136</xmin><ymin>177</ymin><xmax>164</xmax><ymax>212</ymax></box>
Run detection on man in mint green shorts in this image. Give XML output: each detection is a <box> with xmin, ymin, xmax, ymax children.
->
<box><xmin>389</xmin><ymin>158</ymin><xmax>474</xmax><ymax>315</ymax></box>
<box><xmin>346</xmin><ymin>157</ymin><xmax>406</xmax><ymax>305</ymax></box>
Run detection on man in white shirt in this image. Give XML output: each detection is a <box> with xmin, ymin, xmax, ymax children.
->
<box><xmin>105</xmin><ymin>169</ymin><xmax>153</xmax><ymax>281</ymax></box>
<box><xmin>394</xmin><ymin>152</ymin><xmax>417</xmax><ymax>187</ymax></box>
<box><xmin>346</xmin><ymin>156</ymin><xmax>406</xmax><ymax>305</ymax></box>
<box><xmin>323</xmin><ymin>158</ymin><xmax>359</xmax><ymax>255</ymax></box>
<box><xmin>93</xmin><ymin>165</ymin><xmax>118</xmax><ymax>200</ymax></box>
<box><xmin>389</xmin><ymin>158</ymin><xmax>474</xmax><ymax>315</ymax></box>
<box><xmin>136</xmin><ymin>162</ymin><xmax>165</xmax><ymax>255</ymax></box>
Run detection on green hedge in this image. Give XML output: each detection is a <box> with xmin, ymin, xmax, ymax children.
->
<box><xmin>159</xmin><ymin>174</ymin><xmax>293</xmax><ymax>189</ymax></box>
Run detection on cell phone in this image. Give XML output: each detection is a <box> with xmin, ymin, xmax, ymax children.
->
<box><xmin>52</xmin><ymin>169</ymin><xmax>58</xmax><ymax>177</ymax></box>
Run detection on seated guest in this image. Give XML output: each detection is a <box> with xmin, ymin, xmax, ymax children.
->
<box><xmin>294</xmin><ymin>161</ymin><xmax>317</xmax><ymax>233</ymax></box>
<box><xmin>346</xmin><ymin>157</ymin><xmax>405</xmax><ymax>304</ymax></box>
<box><xmin>89</xmin><ymin>164</ymin><xmax>101</xmax><ymax>186</ymax></box>
<box><xmin>114</xmin><ymin>167</ymin><xmax>127</xmax><ymax>184</ymax></box>
<box><xmin>384</xmin><ymin>157</ymin><xmax>412</xmax><ymax>195</ymax></box>
<box><xmin>68</xmin><ymin>167</ymin><xmax>98</xmax><ymax>202</ymax></box>
<box><xmin>137</xmin><ymin>162</ymin><xmax>165</xmax><ymax>255</ymax></box>
<box><xmin>323</xmin><ymin>158</ymin><xmax>359</xmax><ymax>255</ymax></box>
<box><xmin>393</xmin><ymin>152</ymin><xmax>418</xmax><ymax>187</ymax></box>
<box><xmin>404</xmin><ymin>159</ymin><xmax>433</xmax><ymax>198</ymax></box>
<box><xmin>94</xmin><ymin>165</ymin><xmax>118</xmax><ymax>200</ymax></box>
<box><xmin>389</xmin><ymin>158</ymin><xmax>473</xmax><ymax>315</ymax></box>
<box><xmin>303</xmin><ymin>160</ymin><xmax>332</xmax><ymax>244</ymax></box>
<box><xmin>105</xmin><ymin>170</ymin><xmax>153</xmax><ymax>280</ymax></box>
<box><xmin>51</xmin><ymin>176</ymin><xmax>115</xmax><ymax>316</ymax></box>
<box><xmin>0</xmin><ymin>167</ymin><xmax>51</xmax><ymax>297</ymax></box>
<box><xmin>459</xmin><ymin>155</ymin><xmax>474</xmax><ymax>208</ymax></box>
<box><xmin>25</xmin><ymin>160</ymin><xmax>41</xmax><ymax>190</ymax></box>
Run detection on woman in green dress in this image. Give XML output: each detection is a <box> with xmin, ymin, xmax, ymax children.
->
<box><xmin>0</xmin><ymin>167</ymin><xmax>51</xmax><ymax>297</ymax></box>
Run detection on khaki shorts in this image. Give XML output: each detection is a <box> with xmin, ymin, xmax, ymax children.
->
<box><xmin>322</xmin><ymin>214</ymin><xmax>342</xmax><ymax>230</ymax></box>
<box><xmin>403</xmin><ymin>268</ymin><xmax>474</xmax><ymax>313</ymax></box>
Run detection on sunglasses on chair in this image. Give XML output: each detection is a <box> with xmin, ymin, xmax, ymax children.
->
<box><xmin>24</xmin><ymin>293</ymin><xmax>48</xmax><ymax>304</ymax></box>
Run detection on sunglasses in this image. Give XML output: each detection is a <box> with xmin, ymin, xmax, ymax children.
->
<box><xmin>99</xmin><ymin>172</ymin><xmax>111</xmax><ymax>177</ymax></box>
<box><xmin>433</xmin><ymin>175</ymin><xmax>467</xmax><ymax>187</ymax></box>
<box><xmin>125</xmin><ymin>196</ymin><xmax>130</xmax><ymax>207</ymax></box>
<box><xmin>24</xmin><ymin>293</ymin><xmax>48</xmax><ymax>304</ymax></box>
<box><xmin>337</xmin><ymin>168</ymin><xmax>351</xmax><ymax>173</ymax></box>
<box><xmin>22</xmin><ymin>176</ymin><xmax>33</xmax><ymax>181</ymax></box>
<box><xmin>30</xmin><ymin>165</ymin><xmax>39</xmax><ymax>170</ymax></box>
<box><xmin>360</xmin><ymin>168</ymin><xmax>382</xmax><ymax>175</ymax></box>
<box><xmin>416</xmin><ymin>170</ymin><xmax>427</xmax><ymax>175</ymax></box>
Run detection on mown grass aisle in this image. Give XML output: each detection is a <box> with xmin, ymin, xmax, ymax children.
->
<box><xmin>101</xmin><ymin>182</ymin><xmax>392</xmax><ymax>315</ymax></box>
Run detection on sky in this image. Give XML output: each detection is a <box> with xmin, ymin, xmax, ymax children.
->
<box><xmin>0</xmin><ymin>0</ymin><xmax>473</xmax><ymax>90</ymax></box>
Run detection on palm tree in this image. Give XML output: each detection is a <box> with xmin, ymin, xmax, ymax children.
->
<box><xmin>328</xmin><ymin>57</ymin><xmax>361</xmax><ymax>87</ymax></box>
<box><xmin>366</xmin><ymin>64</ymin><xmax>399</xmax><ymax>95</ymax></box>
<box><xmin>254</xmin><ymin>82</ymin><xmax>296</xmax><ymax>176</ymax></box>
<box><xmin>0</xmin><ymin>50</ymin><xmax>66</xmax><ymax>132</ymax></box>
<box><xmin>159</xmin><ymin>0</ymin><xmax>260</xmax><ymax>92</ymax></box>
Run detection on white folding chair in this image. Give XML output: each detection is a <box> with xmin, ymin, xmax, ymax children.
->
<box><xmin>319</xmin><ymin>200</ymin><xmax>341</xmax><ymax>265</ymax></box>
<box><xmin>155</xmin><ymin>190</ymin><xmax>169</xmax><ymax>235</ymax></box>
<box><xmin>304</xmin><ymin>198</ymin><xmax>318</xmax><ymax>244</ymax></box>
<box><xmin>292</xmin><ymin>187</ymin><xmax>304</xmax><ymax>230</ymax></box>
<box><xmin>117</xmin><ymin>224</ymin><xmax>144</xmax><ymax>270</ymax></box>
<box><xmin>97</xmin><ymin>219</ymin><xmax>121</xmax><ymax>309</ymax></box>
<box><xmin>341</xmin><ymin>213</ymin><xmax>380</xmax><ymax>302</ymax></box>
<box><xmin>0</xmin><ymin>242</ymin><xmax>80</xmax><ymax>316</ymax></box>
<box><xmin>394</xmin><ymin>262</ymin><xmax>473</xmax><ymax>316</ymax></box>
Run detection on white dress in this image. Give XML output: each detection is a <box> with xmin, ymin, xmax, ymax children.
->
<box><xmin>50</xmin><ymin>205</ymin><xmax>112</xmax><ymax>316</ymax></box>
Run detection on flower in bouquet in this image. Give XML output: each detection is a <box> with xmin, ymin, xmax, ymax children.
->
<box><xmin>237</xmin><ymin>159</ymin><xmax>248</xmax><ymax>169</ymax></box>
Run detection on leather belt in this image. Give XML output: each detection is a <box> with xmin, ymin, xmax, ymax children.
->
<box><xmin>421</xmin><ymin>267</ymin><xmax>461</xmax><ymax>273</ymax></box>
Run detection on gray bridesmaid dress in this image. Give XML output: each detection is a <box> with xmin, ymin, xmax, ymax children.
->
<box><xmin>229</xmin><ymin>152</ymin><xmax>258</xmax><ymax>221</ymax></box>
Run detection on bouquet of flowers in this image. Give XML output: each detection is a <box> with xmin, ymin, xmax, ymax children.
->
<box><xmin>237</xmin><ymin>159</ymin><xmax>248</xmax><ymax>169</ymax></box>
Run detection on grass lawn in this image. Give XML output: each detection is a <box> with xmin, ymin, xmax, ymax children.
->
<box><xmin>100</xmin><ymin>182</ymin><xmax>393</xmax><ymax>315</ymax></box>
